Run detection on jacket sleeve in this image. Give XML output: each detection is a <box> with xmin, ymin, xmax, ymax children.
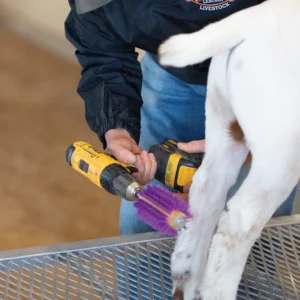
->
<box><xmin>65</xmin><ymin>0</ymin><xmax>143</xmax><ymax>148</ymax></box>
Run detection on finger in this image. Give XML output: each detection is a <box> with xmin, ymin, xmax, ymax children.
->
<box><xmin>131</xmin><ymin>143</ymin><xmax>142</xmax><ymax>155</ymax></box>
<box><xmin>106</xmin><ymin>141</ymin><xmax>136</xmax><ymax>165</ymax></box>
<box><xmin>118</xmin><ymin>137</ymin><xmax>141</xmax><ymax>155</ymax></box>
<box><xmin>107</xmin><ymin>138</ymin><xmax>140</xmax><ymax>164</ymax></box>
<box><xmin>132</xmin><ymin>161</ymin><xmax>144</xmax><ymax>185</ymax></box>
<box><xmin>149</xmin><ymin>153</ymin><xmax>157</xmax><ymax>181</ymax></box>
<box><xmin>135</xmin><ymin>155</ymin><xmax>145</xmax><ymax>177</ymax></box>
<box><xmin>131</xmin><ymin>172</ymin><xmax>143</xmax><ymax>180</ymax></box>
<box><xmin>112</xmin><ymin>144</ymin><xmax>137</xmax><ymax>165</ymax></box>
<box><xmin>140</xmin><ymin>151</ymin><xmax>152</xmax><ymax>184</ymax></box>
<box><xmin>177</xmin><ymin>140</ymin><xmax>205</xmax><ymax>153</ymax></box>
<box><xmin>183</xmin><ymin>182</ymin><xmax>192</xmax><ymax>193</ymax></box>
<box><xmin>173</xmin><ymin>192</ymin><xmax>189</xmax><ymax>203</ymax></box>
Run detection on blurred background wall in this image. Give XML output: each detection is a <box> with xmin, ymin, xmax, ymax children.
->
<box><xmin>0</xmin><ymin>0</ymin><xmax>145</xmax><ymax>61</ymax></box>
<box><xmin>1</xmin><ymin>0</ymin><xmax>69</xmax><ymax>35</ymax></box>
<box><xmin>0</xmin><ymin>1</ymin><xmax>298</xmax><ymax>253</ymax></box>
<box><xmin>0</xmin><ymin>1</ymin><xmax>127</xmax><ymax>251</ymax></box>
<box><xmin>0</xmin><ymin>0</ymin><xmax>75</xmax><ymax>60</ymax></box>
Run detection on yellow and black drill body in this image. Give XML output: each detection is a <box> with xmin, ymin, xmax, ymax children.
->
<box><xmin>149</xmin><ymin>139</ymin><xmax>203</xmax><ymax>192</ymax></box>
<box><xmin>66</xmin><ymin>139</ymin><xmax>204</xmax><ymax>200</ymax></box>
<box><xmin>66</xmin><ymin>142</ymin><xmax>142</xmax><ymax>201</ymax></box>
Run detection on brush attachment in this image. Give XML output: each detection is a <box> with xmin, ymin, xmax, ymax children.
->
<box><xmin>134</xmin><ymin>185</ymin><xmax>193</xmax><ymax>236</ymax></box>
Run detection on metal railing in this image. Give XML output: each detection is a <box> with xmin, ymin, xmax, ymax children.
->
<box><xmin>0</xmin><ymin>215</ymin><xmax>299</xmax><ymax>299</ymax></box>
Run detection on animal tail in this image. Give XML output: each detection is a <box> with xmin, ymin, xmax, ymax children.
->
<box><xmin>158</xmin><ymin>3</ymin><xmax>264</xmax><ymax>68</ymax></box>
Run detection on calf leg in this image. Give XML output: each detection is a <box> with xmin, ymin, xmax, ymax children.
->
<box><xmin>197</xmin><ymin>148</ymin><xmax>300</xmax><ymax>300</ymax></box>
<box><xmin>171</xmin><ymin>54</ymin><xmax>249</xmax><ymax>300</ymax></box>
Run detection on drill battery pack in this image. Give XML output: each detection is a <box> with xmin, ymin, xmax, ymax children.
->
<box><xmin>149</xmin><ymin>139</ymin><xmax>204</xmax><ymax>192</ymax></box>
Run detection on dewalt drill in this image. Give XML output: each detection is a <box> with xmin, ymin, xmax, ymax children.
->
<box><xmin>66</xmin><ymin>142</ymin><xmax>142</xmax><ymax>201</ymax></box>
<box><xmin>66</xmin><ymin>139</ymin><xmax>204</xmax><ymax>200</ymax></box>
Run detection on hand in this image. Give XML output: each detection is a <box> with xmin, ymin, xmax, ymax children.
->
<box><xmin>105</xmin><ymin>129</ymin><xmax>141</xmax><ymax>164</ymax></box>
<box><xmin>173</xmin><ymin>183</ymin><xmax>191</xmax><ymax>202</ymax></box>
<box><xmin>172</xmin><ymin>139</ymin><xmax>206</xmax><ymax>202</ymax></box>
<box><xmin>105</xmin><ymin>129</ymin><xmax>157</xmax><ymax>185</ymax></box>
<box><xmin>134</xmin><ymin>151</ymin><xmax>157</xmax><ymax>185</ymax></box>
<box><xmin>177</xmin><ymin>139</ymin><xmax>205</xmax><ymax>153</ymax></box>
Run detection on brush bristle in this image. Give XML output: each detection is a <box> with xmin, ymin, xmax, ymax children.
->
<box><xmin>134</xmin><ymin>185</ymin><xmax>192</xmax><ymax>236</ymax></box>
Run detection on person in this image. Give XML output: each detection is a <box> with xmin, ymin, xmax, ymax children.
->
<box><xmin>65</xmin><ymin>0</ymin><xmax>296</xmax><ymax>237</ymax></box>
<box><xmin>65</xmin><ymin>1</ymin><xmax>297</xmax><ymax>298</ymax></box>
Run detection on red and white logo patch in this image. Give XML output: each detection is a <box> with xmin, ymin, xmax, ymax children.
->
<box><xmin>185</xmin><ymin>0</ymin><xmax>236</xmax><ymax>11</ymax></box>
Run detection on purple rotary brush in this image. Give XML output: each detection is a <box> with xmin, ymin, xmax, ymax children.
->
<box><xmin>134</xmin><ymin>185</ymin><xmax>193</xmax><ymax>236</ymax></box>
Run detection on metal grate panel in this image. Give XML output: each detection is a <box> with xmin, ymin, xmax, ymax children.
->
<box><xmin>0</xmin><ymin>216</ymin><xmax>299</xmax><ymax>299</ymax></box>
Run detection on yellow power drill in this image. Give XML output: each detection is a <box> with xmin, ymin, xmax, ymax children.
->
<box><xmin>66</xmin><ymin>139</ymin><xmax>204</xmax><ymax>200</ymax></box>
<box><xmin>66</xmin><ymin>141</ymin><xmax>142</xmax><ymax>201</ymax></box>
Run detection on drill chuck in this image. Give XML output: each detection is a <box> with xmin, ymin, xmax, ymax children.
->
<box><xmin>110</xmin><ymin>173</ymin><xmax>142</xmax><ymax>201</ymax></box>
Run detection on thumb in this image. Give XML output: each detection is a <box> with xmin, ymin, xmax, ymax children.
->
<box><xmin>177</xmin><ymin>140</ymin><xmax>205</xmax><ymax>153</ymax></box>
<box><xmin>107</xmin><ymin>143</ymin><xmax>139</xmax><ymax>165</ymax></box>
<box><xmin>131</xmin><ymin>143</ymin><xmax>142</xmax><ymax>155</ymax></box>
<box><xmin>122</xmin><ymin>142</ymin><xmax>142</xmax><ymax>164</ymax></box>
<box><xmin>117</xmin><ymin>147</ymin><xmax>138</xmax><ymax>165</ymax></box>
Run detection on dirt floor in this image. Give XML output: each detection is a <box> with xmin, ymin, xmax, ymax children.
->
<box><xmin>0</xmin><ymin>26</ymin><xmax>120</xmax><ymax>251</ymax></box>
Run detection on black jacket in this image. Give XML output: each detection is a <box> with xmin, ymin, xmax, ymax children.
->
<box><xmin>65</xmin><ymin>0</ymin><xmax>260</xmax><ymax>147</ymax></box>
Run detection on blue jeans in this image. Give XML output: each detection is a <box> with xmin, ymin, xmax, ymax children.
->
<box><xmin>116</xmin><ymin>53</ymin><xmax>296</xmax><ymax>299</ymax></box>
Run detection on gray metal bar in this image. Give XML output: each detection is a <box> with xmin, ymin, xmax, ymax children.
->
<box><xmin>0</xmin><ymin>214</ymin><xmax>299</xmax><ymax>261</ymax></box>
<box><xmin>0</xmin><ymin>232</ymin><xmax>170</xmax><ymax>261</ymax></box>
<box><xmin>0</xmin><ymin>215</ymin><xmax>299</xmax><ymax>300</ymax></box>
